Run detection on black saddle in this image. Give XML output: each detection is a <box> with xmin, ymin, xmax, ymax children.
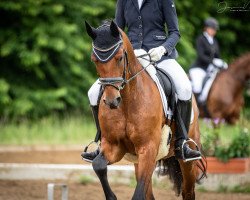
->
<box><xmin>155</xmin><ymin>67</ymin><xmax>176</xmax><ymax>116</ymax></box>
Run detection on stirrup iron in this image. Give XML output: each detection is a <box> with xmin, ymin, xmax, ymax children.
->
<box><xmin>181</xmin><ymin>139</ymin><xmax>202</xmax><ymax>162</ymax></box>
<box><xmin>82</xmin><ymin>141</ymin><xmax>100</xmax><ymax>163</ymax></box>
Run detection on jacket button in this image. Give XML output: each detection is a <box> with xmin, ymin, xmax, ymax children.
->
<box><xmin>138</xmin><ymin>16</ymin><xmax>142</xmax><ymax>20</ymax></box>
<box><xmin>139</xmin><ymin>24</ymin><xmax>142</xmax><ymax>28</ymax></box>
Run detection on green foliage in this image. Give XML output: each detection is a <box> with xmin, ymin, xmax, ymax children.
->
<box><xmin>176</xmin><ymin>0</ymin><xmax>250</xmax><ymax>69</ymax></box>
<box><xmin>214</xmin><ymin>129</ymin><xmax>250</xmax><ymax>162</ymax></box>
<box><xmin>0</xmin><ymin>0</ymin><xmax>116</xmax><ymax>119</ymax></box>
<box><xmin>0</xmin><ymin>0</ymin><xmax>249</xmax><ymax>119</ymax></box>
<box><xmin>201</xmin><ymin>120</ymin><xmax>250</xmax><ymax>162</ymax></box>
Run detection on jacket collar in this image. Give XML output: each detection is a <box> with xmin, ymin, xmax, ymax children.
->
<box><xmin>132</xmin><ymin>0</ymin><xmax>147</xmax><ymax>13</ymax></box>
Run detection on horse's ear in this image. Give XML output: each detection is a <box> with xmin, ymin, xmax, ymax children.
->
<box><xmin>110</xmin><ymin>20</ymin><xmax>120</xmax><ymax>38</ymax></box>
<box><xmin>85</xmin><ymin>21</ymin><xmax>97</xmax><ymax>40</ymax></box>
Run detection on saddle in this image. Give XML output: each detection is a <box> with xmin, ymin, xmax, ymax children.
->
<box><xmin>155</xmin><ymin>67</ymin><xmax>176</xmax><ymax>116</ymax></box>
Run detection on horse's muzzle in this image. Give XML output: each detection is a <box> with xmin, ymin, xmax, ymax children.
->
<box><xmin>103</xmin><ymin>96</ymin><xmax>122</xmax><ymax>109</ymax></box>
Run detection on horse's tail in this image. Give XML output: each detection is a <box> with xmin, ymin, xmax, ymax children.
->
<box><xmin>157</xmin><ymin>154</ymin><xmax>207</xmax><ymax>196</ymax></box>
<box><xmin>157</xmin><ymin>157</ymin><xmax>182</xmax><ymax>196</ymax></box>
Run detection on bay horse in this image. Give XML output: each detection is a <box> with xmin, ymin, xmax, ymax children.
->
<box><xmin>202</xmin><ymin>53</ymin><xmax>250</xmax><ymax>124</ymax></box>
<box><xmin>85</xmin><ymin>20</ymin><xmax>206</xmax><ymax>200</ymax></box>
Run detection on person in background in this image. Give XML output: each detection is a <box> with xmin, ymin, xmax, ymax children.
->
<box><xmin>189</xmin><ymin>17</ymin><xmax>227</xmax><ymax>103</ymax></box>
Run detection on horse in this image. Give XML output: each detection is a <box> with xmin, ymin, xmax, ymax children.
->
<box><xmin>85</xmin><ymin>20</ymin><xmax>206</xmax><ymax>200</ymax></box>
<box><xmin>201</xmin><ymin>53</ymin><xmax>250</xmax><ymax>124</ymax></box>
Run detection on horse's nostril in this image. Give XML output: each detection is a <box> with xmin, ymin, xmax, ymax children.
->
<box><xmin>116</xmin><ymin>96</ymin><xmax>122</xmax><ymax>104</ymax></box>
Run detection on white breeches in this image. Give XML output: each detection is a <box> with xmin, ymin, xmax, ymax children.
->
<box><xmin>157</xmin><ymin>59</ymin><xmax>192</xmax><ymax>101</ymax></box>
<box><xmin>189</xmin><ymin>67</ymin><xmax>206</xmax><ymax>94</ymax></box>
<box><xmin>88</xmin><ymin>79</ymin><xmax>101</xmax><ymax>106</ymax></box>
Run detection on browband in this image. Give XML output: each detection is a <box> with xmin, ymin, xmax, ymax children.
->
<box><xmin>92</xmin><ymin>38</ymin><xmax>123</xmax><ymax>63</ymax></box>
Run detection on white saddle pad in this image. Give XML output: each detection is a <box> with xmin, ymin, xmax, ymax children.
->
<box><xmin>123</xmin><ymin>125</ymin><xmax>171</xmax><ymax>163</ymax></box>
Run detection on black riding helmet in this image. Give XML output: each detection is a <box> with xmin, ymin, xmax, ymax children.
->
<box><xmin>204</xmin><ymin>17</ymin><xmax>219</xmax><ymax>30</ymax></box>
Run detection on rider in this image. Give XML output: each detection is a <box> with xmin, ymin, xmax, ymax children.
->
<box><xmin>189</xmin><ymin>18</ymin><xmax>226</xmax><ymax>103</ymax></box>
<box><xmin>82</xmin><ymin>0</ymin><xmax>201</xmax><ymax>162</ymax></box>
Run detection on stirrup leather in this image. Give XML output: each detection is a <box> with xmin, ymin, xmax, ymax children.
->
<box><xmin>176</xmin><ymin>138</ymin><xmax>202</xmax><ymax>162</ymax></box>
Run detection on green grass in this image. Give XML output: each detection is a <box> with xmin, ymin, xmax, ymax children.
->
<box><xmin>216</xmin><ymin>183</ymin><xmax>250</xmax><ymax>193</ymax></box>
<box><xmin>79</xmin><ymin>175</ymin><xmax>95</xmax><ymax>185</ymax></box>
<box><xmin>0</xmin><ymin>111</ymin><xmax>249</xmax><ymax>146</ymax></box>
<box><xmin>0</xmin><ymin>114</ymin><xmax>96</xmax><ymax>145</ymax></box>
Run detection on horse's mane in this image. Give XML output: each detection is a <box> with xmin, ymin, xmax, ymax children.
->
<box><xmin>100</xmin><ymin>19</ymin><xmax>113</xmax><ymax>27</ymax></box>
<box><xmin>229</xmin><ymin>52</ymin><xmax>250</xmax><ymax>70</ymax></box>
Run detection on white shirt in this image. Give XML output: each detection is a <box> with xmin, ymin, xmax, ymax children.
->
<box><xmin>138</xmin><ymin>0</ymin><xmax>143</xmax><ymax>9</ymax></box>
<box><xmin>203</xmin><ymin>32</ymin><xmax>214</xmax><ymax>45</ymax></box>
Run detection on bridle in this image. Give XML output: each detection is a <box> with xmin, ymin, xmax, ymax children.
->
<box><xmin>93</xmin><ymin>38</ymin><xmax>154</xmax><ymax>91</ymax></box>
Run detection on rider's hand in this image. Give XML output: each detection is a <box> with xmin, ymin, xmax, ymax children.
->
<box><xmin>212</xmin><ymin>58</ymin><xmax>228</xmax><ymax>69</ymax></box>
<box><xmin>148</xmin><ymin>46</ymin><xmax>166</xmax><ymax>62</ymax></box>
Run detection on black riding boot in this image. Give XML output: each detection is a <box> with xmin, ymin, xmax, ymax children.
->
<box><xmin>174</xmin><ymin>99</ymin><xmax>201</xmax><ymax>162</ymax></box>
<box><xmin>81</xmin><ymin>105</ymin><xmax>101</xmax><ymax>163</ymax></box>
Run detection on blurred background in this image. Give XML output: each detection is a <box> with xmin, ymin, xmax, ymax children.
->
<box><xmin>0</xmin><ymin>0</ymin><xmax>249</xmax><ymax>145</ymax></box>
<box><xmin>0</xmin><ymin>0</ymin><xmax>249</xmax><ymax>199</ymax></box>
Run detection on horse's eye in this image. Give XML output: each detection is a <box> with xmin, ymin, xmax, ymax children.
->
<box><xmin>117</xmin><ymin>57</ymin><xmax>123</xmax><ymax>66</ymax></box>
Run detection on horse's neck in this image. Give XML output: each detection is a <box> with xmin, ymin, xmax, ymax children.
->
<box><xmin>228</xmin><ymin>64</ymin><xmax>249</xmax><ymax>86</ymax></box>
<box><xmin>228</xmin><ymin>55</ymin><xmax>250</xmax><ymax>83</ymax></box>
<box><xmin>121</xmin><ymin>49</ymin><xmax>152</xmax><ymax>103</ymax></box>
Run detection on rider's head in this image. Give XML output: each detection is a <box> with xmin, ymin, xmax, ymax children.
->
<box><xmin>204</xmin><ymin>17</ymin><xmax>219</xmax><ymax>37</ymax></box>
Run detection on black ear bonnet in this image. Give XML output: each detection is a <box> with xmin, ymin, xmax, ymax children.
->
<box><xmin>86</xmin><ymin>20</ymin><xmax>123</xmax><ymax>63</ymax></box>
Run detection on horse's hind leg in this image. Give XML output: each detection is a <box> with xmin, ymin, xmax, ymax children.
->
<box><xmin>92</xmin><ymin>153</ymin><xmax>117</xmax><ymax>200</ymax></box>
<box><xmin>179</xmin><ymin>161</ymin><xmax>196</xmax><ymax>200</ymax></box>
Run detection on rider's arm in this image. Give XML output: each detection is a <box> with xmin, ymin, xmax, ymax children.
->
<box><xmin>115</xmin><ymin>0</ymin><xmax>126</xmax><ymax>30</ymax></box>
<box><xmin>161</xmin><ymin>0</ymin><xmax>181</xmax><ymax>55</ymax></box>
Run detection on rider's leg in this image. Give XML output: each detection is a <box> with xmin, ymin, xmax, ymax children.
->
<box><xmin>157</xmin><ymin>59</ymin><xmax>201</xmax><ymax>161</ymax></box>
<box><xmin>189</xmin><ymin>67</ymin><xmax>206</xmax><ymax>102</ymax></box>
<box><xmin>81</xmin><ymin>80</ymin><xmax>102</xmax><ymax>162</ymax></box>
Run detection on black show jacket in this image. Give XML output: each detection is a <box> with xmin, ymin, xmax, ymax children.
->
<box><xmin>192</xmin><ymin>34</ymin><xmax>220</xmax><ymax>70</ymax></box>
<box><xmin>115</xmin><ymin>0</ymin><xmax>180</xmax><ymax>60</ymax></box>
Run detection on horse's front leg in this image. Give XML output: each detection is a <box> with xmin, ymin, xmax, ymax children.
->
<box><xmin>132</xmin><ymin>142</ymin><xmax>157</xmax><ymax>200</ymax></box>
<box><xmin>179</xmin><ymin>160</ymin><xmax>196</xmax><ymax>200</ymax></box>
<box><xmin>92</xmin><ymin>153</ymin><xmax>117</xmax><ymax>200</ymax></box>
<box><xmin>134</xmin><ymin>164</ymin><xmax>155</xmax><ymax>200</ymax></box>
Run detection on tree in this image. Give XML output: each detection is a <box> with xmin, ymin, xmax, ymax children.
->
<box><xmin>0</xmin><ymin>0</ymin><xmax>249</xmax><ymax>119</ymax></box>
<box><xmin>0</xmin><ymin>0</ymin><xmax>116</xmax><ymax>118</ymax></box>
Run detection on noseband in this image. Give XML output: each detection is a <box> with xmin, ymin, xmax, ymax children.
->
<box><xmin>93</xmin><ymin>38</ymin><xmax>154</xmax><ymax>91</ymax></box>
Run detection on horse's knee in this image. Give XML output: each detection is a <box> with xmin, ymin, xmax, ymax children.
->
<box><xmin>92</xmin><ymin>153</ymin><xmax>108</xmax><ymax>175</ymax></box>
